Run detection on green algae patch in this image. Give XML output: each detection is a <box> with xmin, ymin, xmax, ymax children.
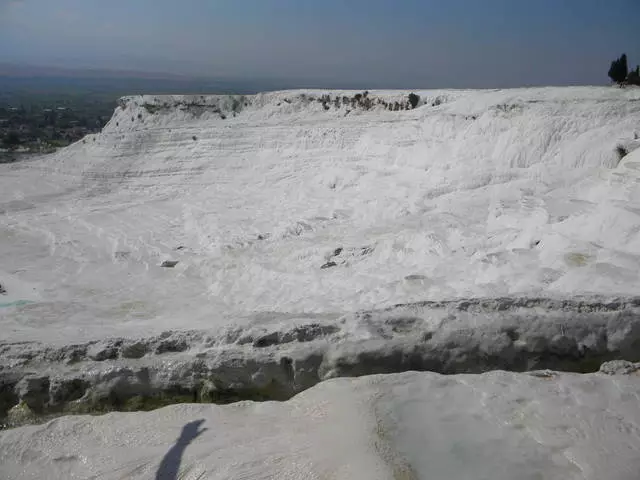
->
<box><xmin>0</xmin><ymin>300</ymin><xmax>34</xmax><ymax>308</ymax></box>
<box><xmin>1</xmin><ymin>378</ymin><xmax>294</xmax><ymax>430</ymax></box>
<box><xmin>65</xmin><ymin>379</ymin><xmax>291</xmax><ymax>417</ymax></box>
<box><xmin>5</xmin><ymin>402</ymin><xmax>37</xmax><ymax>428</ymax></box>
<box><xmin>564</xmin><ymin>252</ymin><xmax>591</xmax><ymax>267</ymax></box>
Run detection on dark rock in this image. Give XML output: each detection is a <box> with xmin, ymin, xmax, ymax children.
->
<box><xmin>286</xmin><ymin>324</ymin><xmax>340</xmax><ymax>343</ymax></box>
<box><xmin>321</xmin><ymin>261</ymin><xmax>337</xmax><ymax>269</ymax></box>
<box><xmin>326</xmin><ymin>246</ymin><xmax>372</xmax><ymax>266</ymax></box>
<box><xmin>253</xmin><ymin>332</ymin><xmax>280</xmax><ymax>348</ymax></box>
<box><xmin>114</xmin><ymin>251</ymin><xmax>130</xmax><ymax>260</ymax></box>
<box><xmin>121</xmin><ymin>341</ymin><xmax>148</xmax><ymax>359</ymax></box>
<box><xmin>422</xmin><ymin>331</ymin><xmax>434</xmax><ymax>342</ymax></box>
<box><xmin>16</xmin><ymin>376</ymin><xmax>50</xmax><ymax>412</ymax></box>
<box><xmin>0</xmin><ymin>284</ymin><xmax>6</xmax><ymax>294</ymax></box>
<box><xmin>49</xmin><ymin>378</ymin><xmax>90</xmax><ymax>406</ymax></box>
<box><xmin>616</xmin><ymin>145</ymin><xmax>628</xmax><ymax>160</ymax></box>
<box><xmin>405</xmin><ymin>274</ymin><xmax>427</xmax><ymax>281</ymax></box>
<box><xmin>550</xmin><ymin>334</ymin><xmax>578</xmax><ymax>356</ymax></box>
<box><xmin>236</xmin><ymin>334</ymin><xmax>256</xmax><ymax>346</ymax></box>
<box><xmin>253</xmin><ymin>324</ymin><xmax>340</xmax><ymax>348</ymax></box>
<box><xmin>280</xmin><ymin>357</ymin><xmax>295</xmax><ymax>382</ymax></box>
<box><xmin>87</xmin><ymin>343</ymin><xmax>119</xmax><ymax>361</ymax></box>
<box><xmin>64</xmin><ymin>345</ymin><xmax>88</xmax><ymax>364</ymax></box>
<box><xmin>386</xmin><ymin>317</ymin><xmax>421</xmax><ymax>334</ymax></box>
<box><xmin>160</xmin><ymin>260</ymin><xmax>179</xmax><ymax>268</ymax></box>
<box><xmin>0</xmin><ymin>375</ymin><xmax>20</xmax><ymax>423</ymax></box>
<box><xmin>155</xmin><ymin>338</ymin><xmax>188</xmax><ymax>354</ymax></box>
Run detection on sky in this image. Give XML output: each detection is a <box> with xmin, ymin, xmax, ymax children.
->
<box><xmin>1</xmin><ymin>0</ymin><xmax>639</xmax><ymax>88</ymax></box>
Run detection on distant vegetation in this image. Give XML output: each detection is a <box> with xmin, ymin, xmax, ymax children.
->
<box><xmin>0</xmin><ymin>93</ymin><xmax>115</xmax><ymax>154</ymax></box>
<box><xmin>608</xmin><ymin>53</ymin><xmax>640</xmax><ymax>86</ymax></box>
<box><xmin>0</xmin><ymin>70</ymin><xmax>282</xmax><ymax>156</ymax></box>
<box><xmin>408</xmin><ymin>93</ymin><xmax>420</xmax><ymax>109</ymax></box>
<box><xmin>305</xmin><ymin>91</ymin><xmax>424</xmax><ymax>113</ymax></box>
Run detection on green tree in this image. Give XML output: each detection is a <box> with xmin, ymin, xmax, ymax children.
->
<box><xmin>2</xmin><ymin>132</ymin><xmax>21</xmax><ymax>149</ymax></box>
<box><xmin>628</xmin><ymin>65</ymin><xmax>640</xmax><ymax>86</ymax></box>
<box><xmin>408</xmin><ymin>93</ymin><xmax>420</xmax><ymax>109</ymax></box>
<box><xmin>608</xmin><ymin>54</ymin><xmax>628</xmax><ymax>84</ymax></box>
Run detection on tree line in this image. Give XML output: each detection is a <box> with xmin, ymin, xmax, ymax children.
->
<box><xmin>608</xmin><ymin>54</ymin><xmax>640</xmax><ymax>86</ymax></box>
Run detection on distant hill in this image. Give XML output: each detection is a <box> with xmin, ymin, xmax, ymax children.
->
<box><xmin>0</xmin><ymin>63</ymin><xmax>194</xmax><ymax>80</ymax></box>
<box><xmin>0</xmin><ymin>64</ymin><xmax>292</xmax><ymax>153</ymax></box>
<box><xmin>0</xmin><ymin>63</ymin><xmax>290</xmax><ymax>96</ymax></box>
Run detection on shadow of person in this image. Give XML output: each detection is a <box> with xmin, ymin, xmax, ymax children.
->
<box><xmin>156</xmin><ymin>419</ymin><xmax>208</xmax><ymax>480</ymax></box>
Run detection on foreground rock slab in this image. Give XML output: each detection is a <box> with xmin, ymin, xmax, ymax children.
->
<box><xmin>1</xmin><ymin>367</ymin><xmax>640</xmax><ymax>480</ymax></box>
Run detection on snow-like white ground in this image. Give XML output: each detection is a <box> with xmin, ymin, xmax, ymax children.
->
<box><xmin>2</xmin><ymin>87</ymin><xmax>640</xmax><ymax>344</ymax></box>
<box><xmin>3</xmin><ymin>89</ymin><xmax>640</xmax><ymax>478</ymax></box>
<box><xmin>2</xmin><ymin>368</ymin><xmax>640</xmax><ymax>480</ymax></box>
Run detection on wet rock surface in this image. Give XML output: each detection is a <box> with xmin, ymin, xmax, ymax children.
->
<box><xmin>2</xmin><ymin>296</ymin><xmax>640</xmax><ymax>428</ymax></box>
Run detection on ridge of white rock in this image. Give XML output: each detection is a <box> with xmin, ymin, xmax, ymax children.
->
<box><xmin>1</xmin><ymin>87</ymin><xmax>640</xmax><ymax>344</ymax></box>
<box><xmin>2</xmin><ymin>296</ymin><xmax>640</xmax><ymax>427</ymax></box>
<box><xmin>2</xmin><ymin>367</ymin><xmax>640</xmax><ymax>480</ymax></box>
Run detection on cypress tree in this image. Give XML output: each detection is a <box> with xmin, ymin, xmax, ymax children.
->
<box><xmin>608</xmin><ymin>54</ymin><xmax>629</xmax><ymax>84</ymax></box>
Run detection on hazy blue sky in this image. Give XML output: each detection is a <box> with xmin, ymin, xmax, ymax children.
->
<box><xmin>1</xmin><ymin>0</ymin><xmax>639</xmax><ymax>88</ymax></box>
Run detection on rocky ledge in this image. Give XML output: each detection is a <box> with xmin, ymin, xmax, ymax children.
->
<box><xmin>2</xmin><ymin>296</ymin><xmax>640</xmax><ymax>427</ymax></box>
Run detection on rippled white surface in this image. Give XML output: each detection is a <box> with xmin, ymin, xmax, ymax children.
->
<box><xmin>1</xmin><ymin>87</ymin><xmax>640</xmax><ymax>343</ymax></box>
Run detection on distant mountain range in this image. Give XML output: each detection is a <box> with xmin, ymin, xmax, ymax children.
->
<box><xmin>0</xmin><ymin>63</ymin><xmax>200</xmax><ymax>80</ymax></box>
<box><xmin>0</xmin><ymin>63</ymin><xmax>292</xmax><ymax>95</ymax></box>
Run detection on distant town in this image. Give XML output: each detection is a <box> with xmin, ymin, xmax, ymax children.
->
<box><xmin>0</xmin><ymin>99</ymin><xmax>113</xmax><ymax>155</ymax></box>
<box><xmin>0</xmin><ymin>64</ymin><xmax>288</xmax><ymax>161</ymax></box>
